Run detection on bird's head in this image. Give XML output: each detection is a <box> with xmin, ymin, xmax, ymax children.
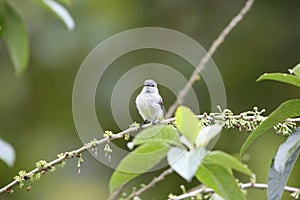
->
<box><xmin>142</xmin><ymin>79</ymin><xmax>158</xmax><ymax>94</ymax></box>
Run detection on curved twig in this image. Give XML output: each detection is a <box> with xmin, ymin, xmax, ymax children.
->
<box><xmin>165</xmin><ymin>0</ymin><xmax>255</xmax><ymax>118</ymax></box>
<box><xmin>123</xmin><ymin>168</ymin><xmax>174</xmax><ymax>200</ymax></box>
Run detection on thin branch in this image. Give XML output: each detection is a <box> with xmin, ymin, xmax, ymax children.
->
<box><xmin>169</xmin><ymin>183</ymin><xmax>300</xmax><ymax>200</ymax></box>
<box><xmin>0</xmin><ymin>122</ymin><xmax>152</xmax><ymax>194</ymax></box>
<box><xmin>0</xmin><ymin>117</ymin><xmax>177</xmax><ymax>194</ymax></box>
<box><xmin>110</xmin><ymin>184</ymin><xmax>126</xmax><ymax>200</ymax></box>
<box><xmin>165</xmin><ymin>0</ymin><xmax>255</xmax><ymax>118</ymax></box>
<box><xmin>124</xmin><ymin>168</ymin><xmax>174</xmax><ymax>200</ymax></box>
<box><xmin>1</xmin><ymin>111</ymin><xmax>299</xmax><ymax>194</ymax></box>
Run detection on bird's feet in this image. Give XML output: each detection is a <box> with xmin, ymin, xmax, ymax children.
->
<box><xmin>151</xmin><ymin>120</ymin><xmax>158</xmax><ymax>125</ymax></box>
<box><xmin>139</xmin><ymin>120</ymin><xmax>150</xmax><ymax>129</ymax></box>
<box><xmin>153</xmin><ymin>116</ymin><xmax>165</xmax><ymax>125</ymax></box>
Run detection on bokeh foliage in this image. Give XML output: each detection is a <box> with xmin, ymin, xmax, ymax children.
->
<box><xmin>0</xmin><ymin>0</ymin><xmax>300</xmax><ymax>199</ymax></box>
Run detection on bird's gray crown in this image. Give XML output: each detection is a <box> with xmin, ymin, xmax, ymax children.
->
<box><xmin>144</xmin><ymin>79</ymin><xmax>157</xmax><ymax>87</ymax></box>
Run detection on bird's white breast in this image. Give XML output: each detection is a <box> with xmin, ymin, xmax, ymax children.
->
<box><xmin>136</xmin><ymin>93</ymin><xmax>163</xmax><ymax>122</ymax></box>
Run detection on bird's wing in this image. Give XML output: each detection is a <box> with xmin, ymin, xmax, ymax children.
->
<box><xmin>158</xmin><ymin>97</ymin><xmax>165</xmax><ymax>114</ymax></box>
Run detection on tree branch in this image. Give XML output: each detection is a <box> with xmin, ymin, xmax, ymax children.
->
<box><xmin>1</xmin><ymin>110</ymin><xmax>299</xmax><ymax>194</ymax></box>
<box><xmin>165</xmin><ymin>0</ymin><xmax>255</xmax><ymax>118</ymax></box>
<box><xmin>124</xmin><ymin>168</ymin><xmax>174</xmax><ymax>200</ymax></box>
<box><xmin>169</xmin><ymin>183</ymin><xmax>300</xmax><ymax>200</ymax></box>
<box><xmin>0</xmin><ymin>122</ymin><xmax>150</xmax><ymax>194</ymax></box>
<box><xmin>0</xmin><ymin>116</ymin><xmax>178</xmax><ymax>194</ymax></box>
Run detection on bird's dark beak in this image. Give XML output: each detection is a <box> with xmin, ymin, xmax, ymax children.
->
<box><xmin>145</xmin><ymin>87</ymin><xmax>150</xmax><ymax>93</ymax></box>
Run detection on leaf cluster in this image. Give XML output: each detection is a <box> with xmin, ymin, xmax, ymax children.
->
<box><xmin>110</xmin><ymin>107</ymin><xmax>253</xmax><ymax>200</ymax></box>
<box><xmin>241</xmin><ymin>63</ymin><xmax>300</xmax><ymax>200</ymax></box>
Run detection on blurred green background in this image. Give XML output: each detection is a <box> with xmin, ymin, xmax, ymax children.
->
<box><xmin>1</xmin><ymin>0</ymin><xmax>300</xmax><ymax>199</ymax></box>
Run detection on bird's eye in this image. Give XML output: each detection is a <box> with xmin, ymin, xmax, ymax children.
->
<box><xmin>145</xmin><ymin>84</ymin><xmax>155</xmax><ymax>87</ymax></box>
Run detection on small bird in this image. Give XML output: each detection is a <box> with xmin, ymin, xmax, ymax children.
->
<box><xmin>136</xmin><ymin>79</ymin><xmax>164</xmax><ymax>124</ymax></box>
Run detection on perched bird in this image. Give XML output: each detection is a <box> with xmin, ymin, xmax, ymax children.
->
<box><xmin>136</xmin><ymin>79</ymin><xmax>164</xmax><ymax>124</ymax></box>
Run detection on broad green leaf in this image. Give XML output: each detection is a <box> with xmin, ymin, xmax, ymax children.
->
<box><xmin>175</xmin><ymin>106</ymin><xmax>200</xmax><ymax>145</ymax></box>
<box><xmin>240</xmin><ymin>99</ymin><xmax>300</xmax><ymax>155</ymax></box>
<box><xmin>268</xmin><ymin>146</ymin><xmax>300</xmax><ymax>200</ymax></box>
<box><xmin>2</xmin><ymin>2</ymin><xmax>29</xmax><ymax>75</ymax></box>
<box><xmin>274</xmin><ymin>127</ymin><xmax>300</xmax><ymax>174</ymax></box>
<box><xmin>204</xmin><ymin>151</ymin><xmax>253</xmax><ymax>177</ymax></box>
<box><xmin>291</xmin><ymin>63</ymin><xmax>300</xmax><ymax>77</ymax></box>
<box><xmin>196</xmin><ymin>163</ymin><xmax>246</xmax><ymax>200</ymax></box>
<box><xmin>41</xmin><ymin>0</ymin><xmax>75</xmax><ymax>30</ymax></box>
<box><xmin>0</xmin><ymin>138</ymin><xmax>16</xmax><ymax>167</ymax></box>
<box><xmin>109</xmin><ymin>143</ymin><xmax>169</xmax><ymax>193</ymax></box>
<box><xmin>195</xmin><ymin>124</ymin><xmax>223</xmax><ymax>148</ymax></box>
<box><xmin>132</xmin><ymin>125</ymin><xmax>183</xmax><ymax>148</ymax></box>
<box><xmin>257</xmin><ymin>73</ymin><xmax>300</xmax><ymax>88</ymax></box>
<box><xmin>167</xmin><ymin>147</ymin><xmax>206</xmax><ymax>181</ymax></box>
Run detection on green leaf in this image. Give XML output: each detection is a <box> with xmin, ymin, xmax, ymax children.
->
<box><xmin>0</xmin><ymin>138</ymin><xmax>16</xmax><ymax>167</ymax></box>
<box><xmin>240</xmin><ymin>99</ymin><xmax>300</xmax><ymax>155</ymax></box>
<box><xmin>132</xmin><ymin>125</ymin><xmax>183</xmax><ymax>148</ymax></box>
<box><xmin>268</xmin><ymin>146</ymin><xmax>300</xmax><ymax>200</ymax></box>
<box><xmin>167</xmin><ymin>147</ymin><xmax>206</xmax><ymax>181</ymax></box>
<box><xmin>195</xmin><ymin>124</ymin><xmax>223</xmax><ymax>148</ymax></box>
<box><xmin>196</xmin><ymin>163</ymin><xmax>246</xmax><ymax>200</ymax></box>
<box><xmin>274</xmin><ymin>127</ymin><xmax>300</xmax><ymax>174</ymax></box>
<box><xmin>40</xmin><ymin>0</ymin><xmax>75</xmax><ymax>30</ymax></box>
<box><xmin>204</xmin><ymin>151</ymin><xmax>253</xmax><ymax>177</ymax></box>
<box><xmin>257</xmin><ymin>73</ymin><xmax>300</xmax><ymax>88</ymax></box>
<box><xmin>175</xmin><ymin>106</ymin><xmax>200</xmax><ymax>145</ymax></box>
<box><xmin>291</xmin><ymin>63</ymin><xmax>300</xmax><ymax>77</ymax></box>
<box><xmin>1</xmin><ymin>2</ymin><xmax>29</xmax><ymax>75</ymax></box>
<box><xmin>109</xmin><ymin>143</ymin><xmax>169</xmax><ymax>193</ymax></box>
